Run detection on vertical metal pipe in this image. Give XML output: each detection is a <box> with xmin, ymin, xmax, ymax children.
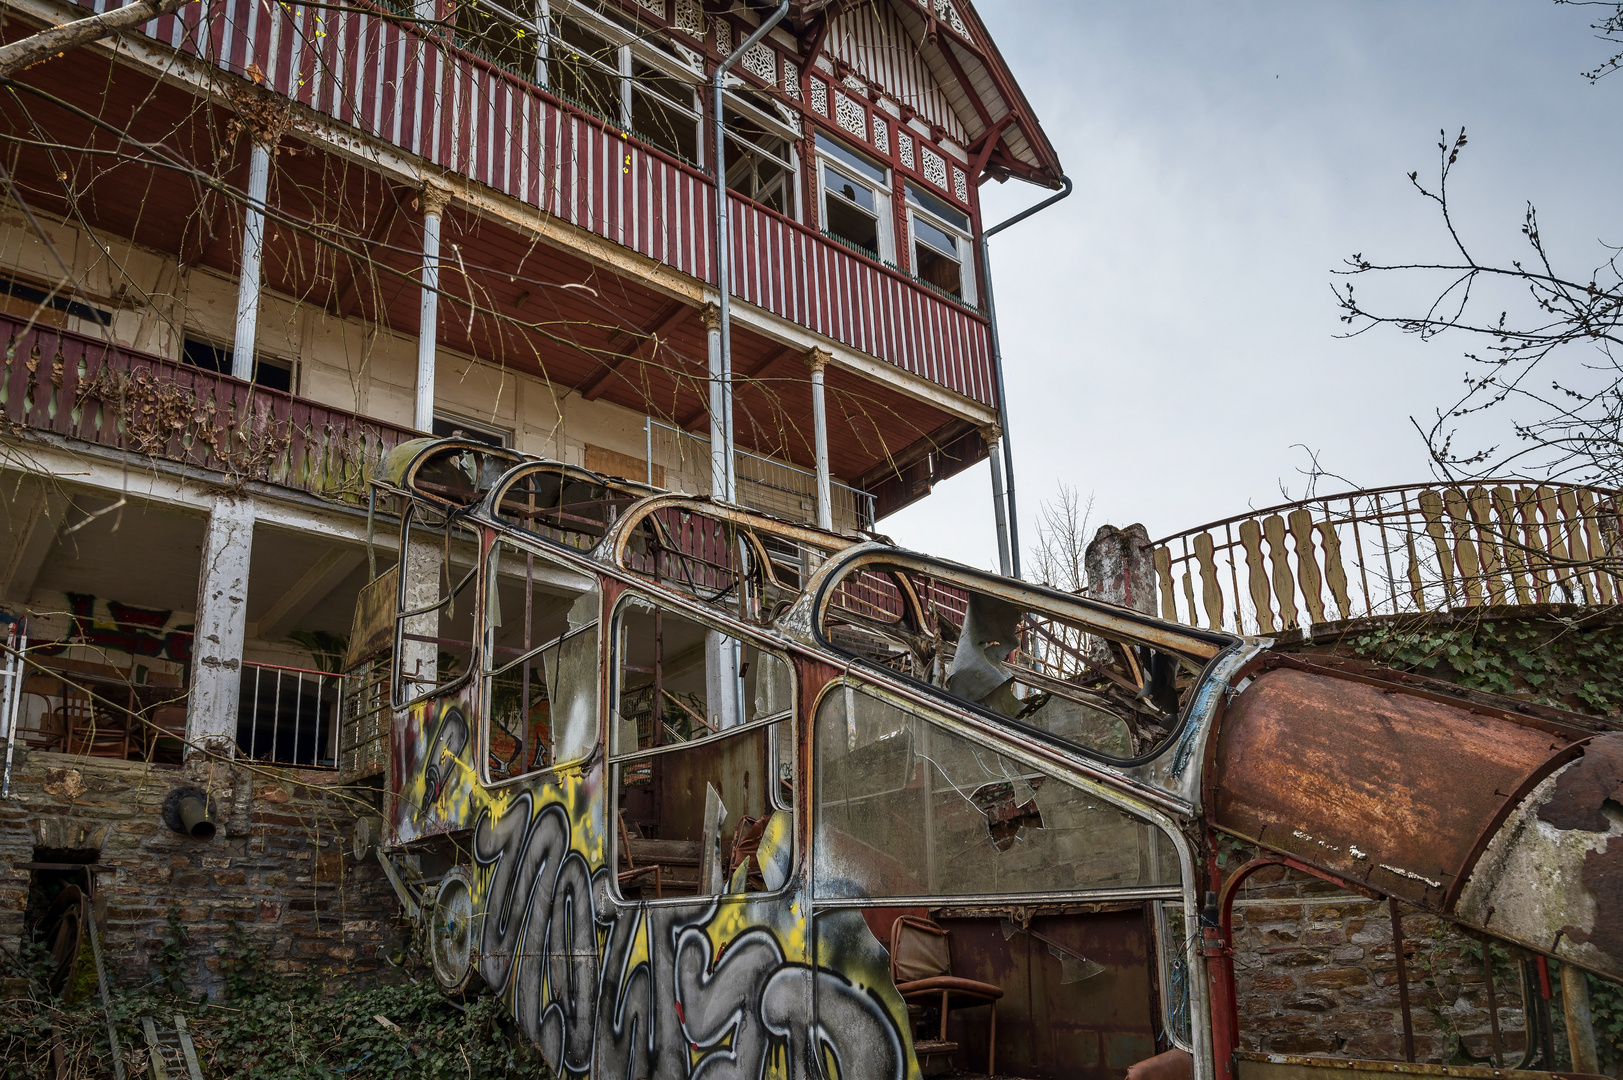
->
<box><xmin>1480</xmin><ymin>935</ymin><xmax>1503</xmax><ymax>1067</ymax></box>
<box><xmin>1390</xmin><ymin>899</ymin><xmax>1416</xmax><ymax>1063</ymax></box>
<box><xmin>701</xmin><ymin>304</ymin><xmax>726</xmax><ymax>498</ymax></box>
<box><xmin>645</xmin><ymin>417</ymin><xmax>654</xmax><ymax>487</ymax></box>
<box><xmin>1</xmin><ymin>620</ymin><xmax>28</xmax><ymax>798</ymax></box>
<box><xmin>711</xmin><ymin>0</ymin><xmax>790</xmax><ymax>504</ymax></box>
<box><xmin>522</xmin><ymin>551</ymin><xmax>533</xmax><ymax>772</ymax></box>
<box><xmin>415</xmin><ymin>182</ymin><xmax>452</xmax><ymax>432</ymax></box>
<box><xmin>1561</xmin><ymin>961</ymin><xmax>1600</xmax><ymax>1075</ymax></box>
<box><xmin>808</xmin><ymin>349</ymin><xmax>833</xmax><ymax>531</ymax></box>
<box><xmin>978</xmin><ymin>175</ymin><xmax>1072</xmax><ymax>579</ymax></box>
<box><xmin>232</xmin><ymin>140</ymin><xmax>272</xmax><ymax>382</ymax></box>
<box><xmin>249</xmin><ymin>664</ymin><xmax>262</xmax><ymax>760</ymax></box>
<box><xmin>986</xmin><ymin>429</ymin><xmax>1011</xmax><ymax>576</ymax></box>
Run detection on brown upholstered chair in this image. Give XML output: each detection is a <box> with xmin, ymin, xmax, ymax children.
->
<box><xmin>889</xmin><ymin>915</ymin><xmax>1003</xmax><ymax>1075</ymax></box>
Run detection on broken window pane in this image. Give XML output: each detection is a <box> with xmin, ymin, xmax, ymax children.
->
<box><xmin>394</xmin><ymin>505</ymin><xmax>481</xmax><ymax>707</ymax></box>
<box><xmin>482</xmin><ymin>539</ymin><xmax>599</xmax><ymax>780</ymax></box>
<box><xmin>818</xmin><ymin>559</ymin><xmax>1217</xmax><ymax>762</ymax></box>
<box><xmin>814</xmin><ymin>683</ymin><xmax>1181</xmax><ymax>900</ymax></box>
<box><xmin>614</xmin><ymin>709</ymin><xmax>793</xmax><ymax>900</ymax></box>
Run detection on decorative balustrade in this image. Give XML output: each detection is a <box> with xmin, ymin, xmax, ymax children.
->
<box><xmin>0</xmin><ymin>313</ymin><xmax>415</xmax><ymax>502</ymax></box>
<box><xmin>1152</xmin><ymin>483</ymin><xmax>1623</xmax><ymax>636</ymax></box>
<box><xmin>77</xmin><ymin>0</ymin><xmax>997</xmax><ymax>408</ymax></box>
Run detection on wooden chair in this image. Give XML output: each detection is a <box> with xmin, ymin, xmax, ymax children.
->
<box><xmin>889</xmin><ymin>915</ymin><xmax>1003</xmax><ymax>1076</ymax></box>
<box><xmin>616</xmin><ymin>812</ymin><xmax>663</xmax><ymax>898</ymax></box>
<box><xmin>60</xmin><ymin>686</ymin><xmax>130</xmax><ymax>759</ymax></box>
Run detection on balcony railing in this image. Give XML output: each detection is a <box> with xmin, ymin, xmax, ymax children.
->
<box><xmin>0</xmin><ymin>313</ymin><xmax>415</xmax><ymax>503</ymax></box>
<box><xmin>238</xmin><ymin>661</ymin><xmax>344</xmax><ymax>769</ymax></box>
<box><xmin>1152</xmin><ymin>482</ymin><xmax>1623</xmax><ymax>636</ymax></box>
<box><xmin>645</xmin><ymin>418</ymin><xmax>876</xmax><ymax>534</ymax></box>
<box><xmin>73</xmin><ymin>0</ymin><xmax>998</xmax><ymax>409</ymax></box>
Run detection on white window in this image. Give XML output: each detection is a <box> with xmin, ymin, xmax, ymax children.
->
<box><xmin>455</xmin><ymin>0</ymin><xmax>703</xmax><ymax>165</ymax></box>
<box><xmin>905</xmin><ymin>180</ymin><xmax>975</xmax><ymax>304</ymax></box>
<box><xmin>816</xmin><ymin>131</ymin><xmax>892</xmax><ymax>262</ymax></box>
<box><xmin>722</xmin><ymin>87</ymin><xmax>800</xmax><ymax>217</ymax></box>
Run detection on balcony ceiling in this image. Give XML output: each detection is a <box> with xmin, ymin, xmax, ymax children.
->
<box><xmin>1</xmin><ymin>41</ymin><xmax>984</xmax><ymax>509</ymax></box>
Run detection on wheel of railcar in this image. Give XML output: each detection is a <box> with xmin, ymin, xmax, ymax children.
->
<box><xmin>429</xmin><ymin>867</ymin><xmax>482</xmax><ymax>999</ymax></box>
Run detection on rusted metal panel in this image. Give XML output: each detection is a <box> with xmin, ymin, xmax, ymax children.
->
<box><xmin>1210</xmin><ymin>660</ymin><xmax>1578</xmax><ymax>908</ymax></box>
<box><xmin>1235</xmin><ymin>1051</ymin><xmax>1610</xmax><ymax>1080</ymax></box>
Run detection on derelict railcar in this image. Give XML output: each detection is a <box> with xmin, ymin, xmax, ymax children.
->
<box><xmin>359</xmin><ymin>438</ymin><xmax>1623</xmax><ymax>1080</ymax></box>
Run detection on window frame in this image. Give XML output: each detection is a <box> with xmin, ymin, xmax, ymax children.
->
<box><xmin>721</xmin><ymin>88</ymin><xmax>801</xmax><ymax>217</ymax></box>
<box><xmin>811</xmin><ymin>550</ymin><xmax>1235</xmax><ymax>769</ymax></box>
<box><xmin>815</xmin><ymin>131</ymin><xmax>893</xmax><ymax>262</ymax></box>
<box><xmin>477</xmin><ymin>534</ymin><xmax>602</xmax><ymax>787</ymax></box>
<box><xmin>605</xmin><ymin>588</ymin><xmax>799</xmax><ymax>906</ymax></box>
<box><xmin>392</xmin><ymin>501</ymin><xmax>485</xmax><ymax>710</ymax></box>
<box><xmin>809</xmin><ymin>675</ymin><xmax>1188</xmax><ymax>906</ymax></box>
<box><xmin>905</xmin><ymin>181</ymin><xmax>976</xmax><ymax>305</ymax></box>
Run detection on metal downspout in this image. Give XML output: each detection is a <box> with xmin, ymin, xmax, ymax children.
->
<box><xmin>979</xmin><ymin>174</ymin><xmax>1073</xmax><ymax>578</ymax></box>
<box><xmin>711</xmin><ymin>0</ymin><xmax>791</xmax><ymax>502</ymax></box>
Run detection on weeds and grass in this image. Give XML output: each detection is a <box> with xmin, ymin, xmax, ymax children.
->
<box><xmin>0</xmin><ymin>908</ymin><xmax>547</xmax><ymax>1080</ymax></box>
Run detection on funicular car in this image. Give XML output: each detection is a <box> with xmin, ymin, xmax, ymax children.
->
<box><xmin>357</xmin><ymin>438</ymin><xmax>1623</xmax><ymax>1080</ymax></box>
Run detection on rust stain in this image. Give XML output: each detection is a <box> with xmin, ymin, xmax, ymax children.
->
<box><xmin>1536</xmin><ymin>735</ymin><xmax>1623</xmax><ymax>964</ymax></box>
<box><xmin>1212</xmin><ymin>661</ymin><xmax>1577</xmax><ymax>906</ymax></box>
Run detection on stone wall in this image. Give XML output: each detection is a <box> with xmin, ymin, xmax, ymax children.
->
<box><xmin>0</xmin><ymin>747</ymin><xmax>404</xmax><ymax>996</ymax></box>
<box><xmin>1229</xmin><ymin>861</ymin><xmax>1555</xmax><ymax>1067</ymax></box>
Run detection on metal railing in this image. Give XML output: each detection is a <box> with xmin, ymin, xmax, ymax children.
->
<box><xmin>1152</xmin><ymin>482</ymin><xmax>1623</xmax><ymax>636</ymax></box>
<box><xmin>644</xmin><ymin>419</ymin><xmax>876</xmax><ymax>534</ymax></box>
<box><xmin>237</xmin><ymin>661</ymin><xmax>345</xmax><ymax>769</ymax></box>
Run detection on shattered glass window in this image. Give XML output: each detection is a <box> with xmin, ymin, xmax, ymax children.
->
<box><xmin>819</xmin><ymin>560</ymin><xmax>1218</xmax><ymax>762</ymax></box>
<box><xmin>408</xmin><ymin>444</ymin><xmax>515</xmax><ymax>507</ymax></box>
<box><xmin>394</xmin><ymin>505</ymin><xmax>481</xmax><ymax>707</ymax></box>
<box><xmin>814</xmin><ymin>683</ymin><xmax>1181</xmax><ymax>900</ymax></box>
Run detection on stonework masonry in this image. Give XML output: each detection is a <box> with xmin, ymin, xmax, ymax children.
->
<box><xmin>0</xmin><ymin>747</ymin><xmax>403</xmax><ymax>995</ymax></box>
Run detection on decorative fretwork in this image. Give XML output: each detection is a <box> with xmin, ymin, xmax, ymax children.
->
<box><xmin>922</xmin><ymin>145</ymin><xmax>948</xmax><ymax>189</ymax></box>
<box><xmin>935</xmin><ymin>0</ymin><xmax>968</xmax><ymax>37</ymax></box>
<box><xmin>873</xmin><ymin>116</ymin><xmax>890</xmax><ymax>154</ymax></box>
<box><xmin>674</xmin><ymin>0</ymin><xmax>703</xmax><ymax>36</ymax></box>
<box><xmin>899</xmin><ymin>131</ymin><xmax>914</xmax><ymax>168</ymax></box>
<box><xmin>743</xmin><ymin>42</ymin><xmax>776</xmax><ymax>83</ymax></box>
<box><xmin>715</xmin><ymin>19</ymin><xmax>731</xmax><ymax>57</ymax></box>
<box><xmin>953</xmin><ymin>166</ymin><xmax>967</xmax><ymax>201</ymax></box>
<box><xmin>783</xmin><ymin>59</ymin><xmax>800</xmax><ymax>99</ymax></box>
<box><xmin>810</xmin><ymin>78</ymin><xmax>829</xmax><ymax>116</ymax></box>
<box><xmin>835</xmin><ymin>92</ymin><xmax>866</xmax><ymax>139</ymax></box>
<box><xmin>634</xmin><ymin>0</ymin><xmax>665</xmax><ymax>17</ymax></box>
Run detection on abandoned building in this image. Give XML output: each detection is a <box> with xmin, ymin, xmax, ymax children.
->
<box><xmin>2</xmin><ymin>0</ymin><xmax>1622</xmax><ymax>1078</ymax></box>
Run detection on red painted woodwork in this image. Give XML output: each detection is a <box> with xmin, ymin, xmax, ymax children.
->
<box><xmin>79</xmin><ymin>0</ymin><xmax>997</xmax><ymax>408</ymax></box>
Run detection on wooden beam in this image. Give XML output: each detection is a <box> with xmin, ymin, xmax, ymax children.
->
<box><xmin>678</xmin><ymin>345</ymin><xmax>801</xmax><ymax>431</ymax></box>
<box><xmin>580</xmin><ymin>299</ymin><xmax>693</xmax><ymax>401</ymax></box>
<box><xmin>936</xmin><ymin>38</ymin><xmax>996</xmax><ymax>132</ymax></box>
<box><xmin>332</xmin><ymin>182</ymin><xmax>408</xmax><ymax>320</ymax></box>
<box><xmin>252</xmin><ymin>548</ymin><xmax>366</xmax><ymax>642</ymax></box>
<box><xmin>970</xmin><ymin>115</ymin><xmax>1013</xmax><ymax>183</ymax></box>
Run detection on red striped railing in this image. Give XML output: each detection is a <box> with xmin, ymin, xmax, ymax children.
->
<box><xmin>0</xmin><ymin>313</ymin><xmax>415</xmax><ymax>502</ymax></box>
<box><xmin>82</xmin><ymin>0</ymin><xmax>997</xmax><ymax>408</ymax></box>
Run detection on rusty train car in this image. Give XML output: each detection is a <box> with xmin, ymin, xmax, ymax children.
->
<box><xmin>356</xmin><ymin>437</ymin><xmax>1622</xmax><ymax>1080</ymax></box>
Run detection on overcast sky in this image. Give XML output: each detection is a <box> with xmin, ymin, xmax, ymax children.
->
<box><xmin>882</xmin><ymin>1</ymin><xmax>1623</xmax><ymax>577</ymax></box>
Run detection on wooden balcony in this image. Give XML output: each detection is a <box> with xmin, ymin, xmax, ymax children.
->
<box><xmin>72</xmin><ymin>0</ymin><xmax>998</xmax><ymax>409</ymax></box>
<box><xmin>0</xmin><ymin>313</ymin><xmax>415</xmax><ymax>502</ymax></box>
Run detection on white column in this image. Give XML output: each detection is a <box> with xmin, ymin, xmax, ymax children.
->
<box><xmin>186</xmin><ymin>495</ymin><xmax>255</xmax><ymax>758</ymax></box>
<box><xmin>808</xmin><ymin>348</ymin><xmax>834</xmax><ymax>531</ymax></box>
<box><xmin>700</xmin><ymin>302</ymin><xmax>727</xmax><ymax>499</ymax></box>
<box><xmin>415</xmin><ymin>180</ymin><xmax>453</xmax><ymax>433</ymax></box>
<box><xmin>231</xmin><ymin>140</ymin><xmax>273</xmax><ymax>382</ymax></box>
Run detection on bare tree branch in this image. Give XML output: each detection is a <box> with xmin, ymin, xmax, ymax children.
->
<box><xmin>0</xmin><ymin>0</ymin><xmax>195</xmax><ymax>80</ymax></box>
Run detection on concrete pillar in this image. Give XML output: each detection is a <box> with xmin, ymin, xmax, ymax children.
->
<box><xmin>231</xmin><ymin>139</ymin><xmax>273</xmax><ymax>382</ymax></box>
<box><xmin>1084</xmin><ymin>523</ymin><xmax>1157</xmax><ymax>614</ymax></box>
<box><xmin>415</xmin><ymin>180</ymin><xmax>453</xmax><ymax>433</ymax></box>
<box><xmin>700</xmin><ymin>302</ymin><xmax>727</xmax><ymax>499</ymax></box>
<box><xmin>186</xmin><ymin>496</ymin><xmax>255</xmax><ymax>758</ymax></box>
<box><xmin>807</xmin><ymin>348</ymin><xmax>833</xmax><ymax>531</ymax></box>
<box><xmin>983</xmin><ymin>425</ymin><xmax>1011</xmax><ymax>576</ymax></box>
<box><xmin>1561</xmin><ymin>963</ymin><xmax>1600</xmax><ymax>1075</ymax></box>
<box><xmin>705</xmin><ymin>629</ymin><xmax>741</xmax><ymax>731</ymax></box>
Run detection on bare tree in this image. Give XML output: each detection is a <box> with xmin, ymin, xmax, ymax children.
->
<box><xmin>1029</xmin><ymin>484</ymin><xmax>1093</xmax><ymax>593</ymax></box>
<box><xmin>0</xmin><ymin>0</ymin><xmax>196</xmax><ymax>79</ymax></box>
<box><xmin>1558</xmin><ymin>0</ymin><xmax>1623</xmax><ymax>81</ymax></box>
<box><xmin>1335</xmin><ymin>128</ymin><xmax>1623</xmax><ymax>486</ymax></box>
